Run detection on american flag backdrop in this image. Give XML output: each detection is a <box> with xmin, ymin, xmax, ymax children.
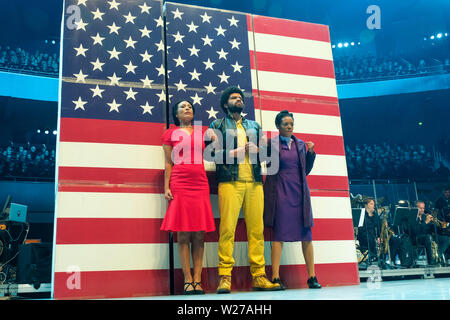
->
<box><xmin>54</xmin><ymin>0</ymin><xmax>358</xmax><ymax>299</ymax></box>
<box><xmin>55</xmin><ymin>0</ymin><xmax>170</xmax><ymax>299</ymax></box>
<box><xmin>250</xmin><ymin>14</ymin><xmax>359</xmax><ymax>288</ymax></box>
<box><xmin>164</xmin><ymin>3</ymin><xmax>359</xmax><ymax>293</ymax></box>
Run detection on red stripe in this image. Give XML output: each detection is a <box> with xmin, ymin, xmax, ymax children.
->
<box><xmin>58</xmin><ymin>167</ymin><xmax>164</xmax><ymax>186</ymax></box>
<box><xmin>55</xmin><ymin>218</ymin><xmax>168</xmax><ymax>245</ymax></box>
<box><xmin>295</xmin><ymin>133</ymin><xmax>344</xmax><ymax>155</ymax></box>
<box><xmin>60</xmin><ymin>117</ymin><xmax>166</xmax><ymax>145</ymax></box>
<box><xmin>57</xmin><ymin>168</ymin><xmax>347</xmax><ymax>194</ymax></box>
<box><xmin>53</xmin><ymin>269</ymin><xmax>170</xmax><ymax>299</ymax></box>
<box><xmin>252</xmin><ymin>15</ymin><xmax>330</xmax><ymax>43</ymax></box>
<box><xmin>256</xmin><ymin>89</ymin><xmax>339</xmax><ymax>104</ymax></box>
<box><xmin>174</xmin><ymin>263</ymin><xmax>358</xmax><ymax>294</ymax></box>
<box><xmin>55</xmin><ymin>217</ymin><xmax>353</xmax><ymax>245</ymax></box>
<box><xmin>307</xmin><ymin>175</ymin><xmax>349</xmax><ymax>191</ymax></box>
<box><xmin>310</xmin><ymin>190</ymin><xmax>349</xmax><ymax>197</ymax></box>
<box><xmin>204</xmin><ymin>218</ymin><xmax>354</xmax><ymax>242</ymax></box>
<box><xmin>270</xmin><ymin>263</ymin><xmax>360</xmax><ymax>289</ymax></box>
<box><xmin>251</xmin><ymin>51</ymin><xmax>335</xmax><ymax>78</ymax></box>
<box><xmin>246</xmin><ymin>13</ymin><xmax>252</xmax><ymax>32</ymax></box>
<box><xmin>54</xmin><ymin>262</ymin><xmax>359</xmax><ymax>298</ymax></box>
<box><xmin>58</xmin><ymin>184</ymin><xmax>164</xmax><ymax>193</ymax></box>
<box><xmin>257</xmin><ymin>91</ymin><xmax>340</xmax><ymax>117</ymax></box>
<box><xmin>263</xmin><ymin>132</ymin><xmax>345</xmax><ymax>156</ymax></box>
<box><xmin>213</xmin><ymin>174</ymin><xmax>349</xmax><ymax>194</ymax></box>
<box><xmin>57</xmin><ymin>187</ymin><xmax>350</xmax><ymax>198</ymax></box>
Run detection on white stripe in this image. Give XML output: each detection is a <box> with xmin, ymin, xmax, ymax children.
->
<box><xmin>310</xmin><ymin>154</ymin><xmax>348</xmax><ymax>177</ymax></box>
<box><xmin>250</xmin><ymin>32</ymin><xmax>333</xmax><ymax>61</ymax></box>
<box><xmin>58</xmin><ymin>142</ymin><xmax>165</xmax><ymax>169</ymax></box>
<box><xmin>311</xmin><ymin>196</ymin><xmax>352</xmax><ymax>219</ymax></box>
<box><xmin>54</xmin><ymin>243</ymin><xmax>170</xmax><ymax>272</ymax></box>
<box><xmin>248</xmin><ymin>31</ymin><xmax>254</xmax><ymax>51</ymax></box>
<box><xmin>252</xmin><ymin>69</ymin><xmax>338</xmax><ymax>98</ymax></box>
<box><xmin>260</xmin><ymin>110</ymin><xmax>343</xmax><ymax>136</ymax></box>
<box><xmin>56</xmin><ymin>192</ymin><xmax>167</xmax><ymax>219</ymax></box>
<box><xmin>55</xmin><ymin>192</ymin><xmax>349</xmax><ymax>220</ymax></box>
<box><xmin>54</xmin><ymin>240</ymin><xmax>356</xmax><ymax>272</ymax></box>
<box><xmin>210</xmin><ymin>195</ymin><xmax>351</xmax><ymax>219</ymax></box>
<box><xmin>273</xmin><ymin>240</ymin><xmax>357</xmax><ymax>266</ymax></box>
<box><xmin>59</xmin><ymin>140</ymin><xmax>344</xmax><ymax>173</ymax></box>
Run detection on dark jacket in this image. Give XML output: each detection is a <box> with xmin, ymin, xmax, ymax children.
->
<box><xmin>263</xmin><ymin>135</ymin><xmax>316</xmax><ymax>228</ymax></box>
<box><xmin>208</xmin><ymin>115</ymin><xmax>264</xmax><ymax>183</ymax></box>
<box><xmin>413</xmin><ymin>214</ymin><xmax>434</xmax><ymax>237</ymax></box>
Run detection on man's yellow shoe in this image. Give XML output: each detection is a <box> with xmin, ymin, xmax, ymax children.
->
<box><xmin>217</xmin><ymin>275</ymin><xmax>231</xmax><ymax>294</ymax></box>
<box><xmin>252</xmin><ymin>275</ymin><xmax>282</xmax><ymax>291</ymax></box>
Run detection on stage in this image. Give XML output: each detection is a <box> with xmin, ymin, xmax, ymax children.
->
<box><xmin>107</xmin><ymin>277</ymin><xmax>450</xmax><ymax>300</ymax></box>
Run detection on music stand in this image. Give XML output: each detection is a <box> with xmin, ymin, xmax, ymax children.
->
<box><xmin>393</xmin><ymin>207</ymin><xmax>418</xmax><ymax>235</ymax></box>
<box><xmin>352</xmin><ymin>208</ymin><xmax>364</xmax><ymax>228</ymax></box>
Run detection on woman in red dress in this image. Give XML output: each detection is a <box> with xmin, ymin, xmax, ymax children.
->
<box><xmin>160</xmin><ymin>100</ymin><xmax>215</xmax><ymax>295</ymax></box>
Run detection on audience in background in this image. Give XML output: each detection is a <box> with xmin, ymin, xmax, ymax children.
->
<box><xmin>1</xmin><ymin>43</ymin><xmax>449</xmax><ymax>82</ymax></box>
<box><xmin>0</xmin><ymin>45</ymin><xmax>59</xmax><ymax>75</ymax></box>
<box><xmin>334</xmin><ymin>53</ymin><xmax>450</xmax><ymax>82</ymax></box>
<box><xmin>1</xmin><ymin>140</ymin><xmax>448</xmax><ymax>182</ymax></box>
<box><xmin>345</xmin><ymin>142</ymin><xmax>450</xmax><ymax>181</ymax></box>
<box><xmin>0</xmin><ymin>142</ymin><xmax>55</xmax><ymax>179</ymax></box>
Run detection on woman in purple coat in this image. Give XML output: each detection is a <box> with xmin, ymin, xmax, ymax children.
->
<box><xmin>263</xmin><ymin>110</ymin><xmax>321</xmax><ymax>289</ymax></box>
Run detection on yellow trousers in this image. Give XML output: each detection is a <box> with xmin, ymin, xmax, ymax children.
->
<box><xmin>217</xmin><ymin>181</ymin><xmax>266</xmax><ymax>277</ymax></box>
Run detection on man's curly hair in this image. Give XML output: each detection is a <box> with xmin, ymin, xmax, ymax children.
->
<box><xmin>219</xmin><ymin>86</ymin><xmax>244</xmax><ymax>113</ymax></box>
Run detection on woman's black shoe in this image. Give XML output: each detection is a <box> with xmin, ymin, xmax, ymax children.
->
<box><xmin>193</xmin><ymin>282</ymin><xmax>205</xmax><ymax>295</ymax></box>
<box><xmin>271</xmin><ymin>278</ymin><xmax>285</xmax><ymax>290</ymax></box>
<box><xmin>307</xmin><ymin>276</ymin><xmax>322</xmax><ymax>289</ymax></box>
<box><xmin>184</xmin><ymin>282</ymin><xmax>195</xmax><ymax>295</ymax></box>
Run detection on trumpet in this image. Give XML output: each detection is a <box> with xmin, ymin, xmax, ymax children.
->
<box><xmin>380</xmin><ymin>212</ymin><xmax>394</xmax><ymax>256</ymax></box>
<box><xmin>426</xmin><ymin>209</ymin><xmax>448</xmax><ymax>229</ymax></box>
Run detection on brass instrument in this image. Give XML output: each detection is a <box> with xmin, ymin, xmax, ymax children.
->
<box><xmin>431</xmin><ymin>240</ymin><xmax>439</xmax><ymax>262</ymax></box>
<box><xmin>428</xmin><ymin>209</ymin><xmax>448</xmax><ymax>229</ymax></box>
<box><xmin>380</xmin><ymin>211</ymin><xmax>395</xmax><ymax>256</ymax></box>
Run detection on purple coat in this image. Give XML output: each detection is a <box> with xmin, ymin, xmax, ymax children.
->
<box><xmin>263</xmin><ymin>135</ymin><xmax>316</xmax><ymax>228</ymax></box>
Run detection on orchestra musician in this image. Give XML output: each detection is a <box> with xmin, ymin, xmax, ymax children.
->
<box><xmin>435</xmin><ymin>187</ymin><xmax>450</xmax><ymax>225</ymax></box>
<box><xmin>357</xmin><ymin>198</ymin><xmax>380</xmax><ymax>264</ymax></box>
<box><xmin>428</xmin><ymin>190</ymin><xmax>450</xmax><ymax>264</ymax></box>
<box><xmin>413</xmin><ymin>201</ymin><xmax>437</xmax><ymax>265</ymax></box>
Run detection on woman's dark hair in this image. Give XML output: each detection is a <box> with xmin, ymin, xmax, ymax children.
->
<box><xmin>275</xmin><ymin>110</ymin><xmax>294</xmax><ymax>128</ymax></box>
<box><xmin>220</xmin><ymin>86</ymin><xmax>244</xmax><ymax>113</ymax></box>
<box><xmin>364</xmin><ymin>197</ymin><xmax>375</xmax><ymax>206</ymax></box>
<box><xmin>172</xmin><ymin>100</ymin><xmax>195</xmax><ymax>126</ymax></box>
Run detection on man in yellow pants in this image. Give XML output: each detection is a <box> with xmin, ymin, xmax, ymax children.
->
<box><xmin>208</xmin><ymin>86</ymin><xmax>281</xmax><ymax>293</ymax></box>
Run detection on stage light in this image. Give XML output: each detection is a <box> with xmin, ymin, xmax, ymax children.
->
<box><xmin>52</xmin><ymin>40</ymin><xmax>56</xmax><ymax>44</ymax></box>
<box><xmin>424</xmin><ymin>37</ymin><xmax>427</xmax><ymax>41</ymax></box>
<box><xmin>344</xmin><ymin>42</ymin><xmax>349</xmax><ymax>47</ymax></box>
<box><xmin>37</xmin><ymin>129</ymin><xmax>41</xmax><ymax>133</ymax></box>
<box><xmin>351</xmin><ymin>42</ymin><xmax>355</xmax><ymax>46</ymax></box>
<box><xmin>437</xmin><ymin>33</ymin><xmax>442</xmax><ymax>39</ymax></box>
<box><xmin>332</xmin><ymin>44</ymin><xmax>335</xmax><ymax>48</ymax></box>
<box><xmin>45</xmin><ymin>130</ymin><xmax>49</xmax><ymax>135</ymax></box>
<box><xmin>418</xmin><ymin>122</ymin><xmax>423</xmax><ymax>126</ymax></box>
<box><xmin>337</xmin><ymin>43</ymin><xmax>343</xmax><ymax>48</ymax></box>
<box><xmin>445</xmin><ymin>33</ymin><xmax>448</xmax><ymax>37</ymax></box>
<box><xmin>430</xmin><ymin>35</ymin><xmax>435</xmax><ymax>40</ymax></box>
<box><xmin>53</xmin><ymin>130</ymin><xmax>57</xmax><ymax>135</ymax></box>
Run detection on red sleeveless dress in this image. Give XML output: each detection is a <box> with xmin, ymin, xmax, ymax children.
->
<box><xmin>160</xmin><ymin>126</ymin><xmax>215</xmax><ymax>232</ymax></box>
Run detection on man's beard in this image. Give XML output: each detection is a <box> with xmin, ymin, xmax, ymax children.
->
<box><xmin>228</xmin><ymin>105</ymin><xmax>244</xmax><ymax>113</ymax></box>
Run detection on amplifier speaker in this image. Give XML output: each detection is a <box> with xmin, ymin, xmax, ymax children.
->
<box><xmin>16</xmin><ymin>243</ymin><xmax>52</xmax><ymax>285</ymax></box>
